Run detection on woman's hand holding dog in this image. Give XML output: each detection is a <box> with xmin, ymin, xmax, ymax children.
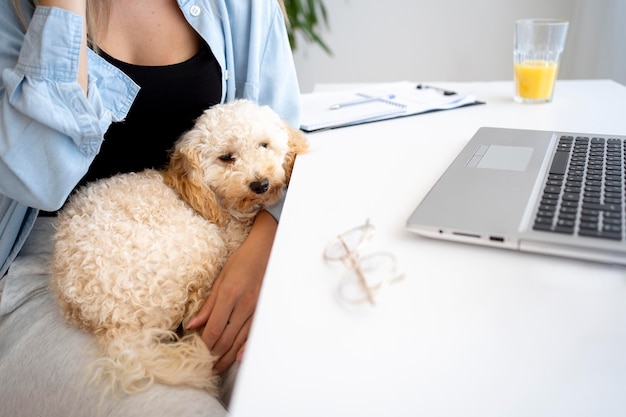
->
<box><xmin>187</xmin><ymin>210</ymin><xmax>278</xmax><ymax>374</ymax></box>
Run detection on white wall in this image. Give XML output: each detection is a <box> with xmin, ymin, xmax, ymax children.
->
<box><xmin>292</xmin><ymin>0</ymin><xmax>626</xmax><ymax>93</ymax></box>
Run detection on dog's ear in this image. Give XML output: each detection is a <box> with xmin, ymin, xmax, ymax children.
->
<box><xmin>163</xmin><ymin>147</ymin><xmax>228</xmax><ymax>226</ymax></box>
<box><xmin>283</xmin><ymin>123</ymin><xmax>309</xmax><ymax>184</ymax></box>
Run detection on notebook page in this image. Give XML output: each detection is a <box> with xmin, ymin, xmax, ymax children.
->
<box><xmin>300</xmin><ymin>92</ymin><xmax>407</xmax><ymax>132</ymax></box>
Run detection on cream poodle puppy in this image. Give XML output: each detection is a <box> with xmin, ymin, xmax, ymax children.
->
<box><xmin>50</xmin><ymin>100</ymin><xmax>308</xmax><ymax>396</ymax></box>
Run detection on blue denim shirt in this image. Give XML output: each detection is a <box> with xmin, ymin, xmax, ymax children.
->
<box><xmin>0</xmin><ymin>0</ymin><xmax>302</xmax><ymax>277</ymax></box>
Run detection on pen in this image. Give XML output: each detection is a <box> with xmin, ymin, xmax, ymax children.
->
<box><xmin>329</xmin><ymin>94</ymin><xmax>396</xmax><ymax>110</ymax></box>
<box><xmin>416</xmin><ymin>84</ymin><xmax>457</xmax><ymax>96</ymax></box>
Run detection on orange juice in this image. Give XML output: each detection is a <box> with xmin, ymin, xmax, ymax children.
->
<box><xmin>514</xmin><ymin>60</ymin><xmax>558</xmax><ymax>102</ymax></box>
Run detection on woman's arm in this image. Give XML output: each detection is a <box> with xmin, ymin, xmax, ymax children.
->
<box><xmin>0</xmin><ymin>1</ymin><xmax>137</xmax><ymax>210</ymax></box>
<box><xmin>187</xmin><ymin>210</ymin><xmax>278</xmax><ymax>374</ymax></box>
<box><xmin>39</xmin><ymin>0</ymin><xmax>88</xmax><ymax>93</ymax></box>
<box><xmin>185</xmin><ymin>1</ymin><xmax>302</xmax><ymax>373</ymax></box>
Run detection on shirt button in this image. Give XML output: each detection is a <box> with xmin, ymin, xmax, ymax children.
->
<box><xmin>190</xmin><ymin>5</ymin><xmax>201</xmax><ymax>16</ymax></box>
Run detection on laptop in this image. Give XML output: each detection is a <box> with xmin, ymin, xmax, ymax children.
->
<box><xmin>406</xmin><ymin>126</ymin><xmax>626</xmax><ymax>266</ymax></box>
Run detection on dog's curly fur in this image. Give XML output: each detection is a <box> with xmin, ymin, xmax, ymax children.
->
<box><xmin>49</xmin><ymin>100</ymin><xmax>308</xmax><ymax>396</ymax></box>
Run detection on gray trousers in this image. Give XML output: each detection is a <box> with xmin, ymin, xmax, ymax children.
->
<box><xmin>0</xmin><ymin>218</ymin><xmax>234</xmax><ymax>417</ymax></box>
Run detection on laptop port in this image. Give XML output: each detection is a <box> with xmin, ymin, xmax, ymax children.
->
<box><xmin>452</xmin><ymin>232</ymin><xmax>481</xmax><ymax>238</ymax></box>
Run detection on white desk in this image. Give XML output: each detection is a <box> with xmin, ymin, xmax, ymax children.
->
<box><xmin>231</xmin><ymin>80</ymin><xmax>626</xmax><ymax>417</ymax></box>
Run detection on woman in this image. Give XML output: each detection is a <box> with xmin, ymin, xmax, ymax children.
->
<box><xmin>0</xmin><ymin>0</ymin><xmax>301</xmax><ymax>415</ymax></box>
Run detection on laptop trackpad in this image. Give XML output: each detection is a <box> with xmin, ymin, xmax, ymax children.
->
<box><xmin>467</xmin><ymin>145</ymin><xmax>534</xmax><ymax>172</ymax></box>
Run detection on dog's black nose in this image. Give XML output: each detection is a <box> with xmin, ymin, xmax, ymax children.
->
<box><xmin>250</xmin><ymin>178</ymin><xmax>269</xmax><ymax>194</ymax></box>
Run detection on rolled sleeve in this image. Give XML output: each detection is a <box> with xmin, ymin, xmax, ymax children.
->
<box><xmin>16</xmin><ymin>7</ymin><xmax>84</xmax><ymax>83</ymax></box>
<box><xmin>6</xmin><ymin>7</ymin><xmax>138</xmax><ymax>155</ymax></box>
<box><xmin>0</xmin><ymin>6</ymin><xmax>138</xmax><ymax>210</ymax></box>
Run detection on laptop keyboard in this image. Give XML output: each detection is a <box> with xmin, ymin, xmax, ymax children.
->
<box><xmin>533</xmin><ymin>135</ymin><xmax>625</xmax><ymax>241</ymax></box>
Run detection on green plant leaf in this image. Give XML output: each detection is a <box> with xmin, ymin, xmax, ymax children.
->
<box><xmin>283</xmin><ymin>0</ymin><xmax>332</xmax><ymax>55</ymax></box>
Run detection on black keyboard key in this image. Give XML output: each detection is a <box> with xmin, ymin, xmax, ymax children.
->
<box><xmin>580</xmin><ymin>215</ymin><xmax>600</xmax><ymax>223</ymax></box>
<box><xmin>603</xmin><ymin>225</ymin><xmax>622</xmax><ymax>234</ymax></box>
<box><xmin>544</xmin><ymin>185</ymin><xmax>562</xmax><ymax>194</ymax></box>
<box><xmin>582</xmin><ymin>202</ymin><xmax>622</xmax><ymax>212</ymax></box>
<box><xmin>533</xmin><ymin>223</ymin><xmax>553</xmax><ymax>232</ymax></box>
<box><xmin>579</xmin><ymin>229</ymin><xmax>622</xmax><ymax>240</ymax></box>
<box><xmin>558</xmin><ymin>213</ymin><xmax>576</xmax><ymax>221</ymax></box>
<box><xmin>562</xmin><ymin>193</ymin><xmax>581</xmax><ymax>202</ymax></box>
<box><xmin>580</xmin><ymin>222</ymin><xmax>600</xmax><ymax>230</ymax></box>
<box><xmin>538</xmin><ymin>211</ymin><xmax>556</xmax><ymax>218</ymax></box>
<box><xmin>604</xmin><ymin>218</ymin><xmax>623</xmax><ymax>226</ymax></box>
<box><xmin>549</xmin><ymin>151</ymin><xmax>570</xmax><ymax>175</ymax></box>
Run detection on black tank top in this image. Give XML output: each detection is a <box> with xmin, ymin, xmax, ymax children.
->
<box><xmin>78</xmin><ymin>44</ymin><xmax>222</xmax><ymax>187</ymax></box>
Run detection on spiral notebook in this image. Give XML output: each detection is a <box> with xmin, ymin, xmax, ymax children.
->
<box><xmin>300</xmin><ymin>81</ymin><xmax>481</xmax><ymax>132</ymax></box>
<box><xmin>299</xmin><ymin>93</ymin><xmax>407</xmax><ymax>132</ymax></box>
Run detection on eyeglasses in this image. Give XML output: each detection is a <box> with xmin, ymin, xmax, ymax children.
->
<box><xmin>324</xmin><ymin>219</ymin><xmax>404</xmax><ymax>306</ymax></box>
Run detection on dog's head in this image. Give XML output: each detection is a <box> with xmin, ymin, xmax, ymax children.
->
<box><xmin>163</xmin><ymin>100</ymin><xmax>309</xmax><ymax>225</ymax></box>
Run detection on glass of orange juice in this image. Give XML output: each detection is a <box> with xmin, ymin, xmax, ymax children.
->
<box><xmin>514</xmin><ymin>19</ymin><xmax>568</xmax><ymax>103</ymax></box>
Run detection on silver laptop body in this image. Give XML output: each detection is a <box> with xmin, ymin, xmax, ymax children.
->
<box><xmin>406</xmin><ymin>126</ymin><xmax>626</xmax><ymax>266</ymax></box>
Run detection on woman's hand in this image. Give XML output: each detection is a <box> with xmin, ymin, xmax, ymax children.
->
<box><xmin>186</xmin><ymin>210</ymin><xmax>278</xmax><ymax>374</ymax></box>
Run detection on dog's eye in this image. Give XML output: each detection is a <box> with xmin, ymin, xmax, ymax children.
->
<box><xmin>260</xmin><ymin>142</ymin><xmax>269</xmax><ymax>149</ymax></box>
<box><xmin>218</xmin><ymin>153</ymin><xmax>235</xmax><ymax>162</ymax></box>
